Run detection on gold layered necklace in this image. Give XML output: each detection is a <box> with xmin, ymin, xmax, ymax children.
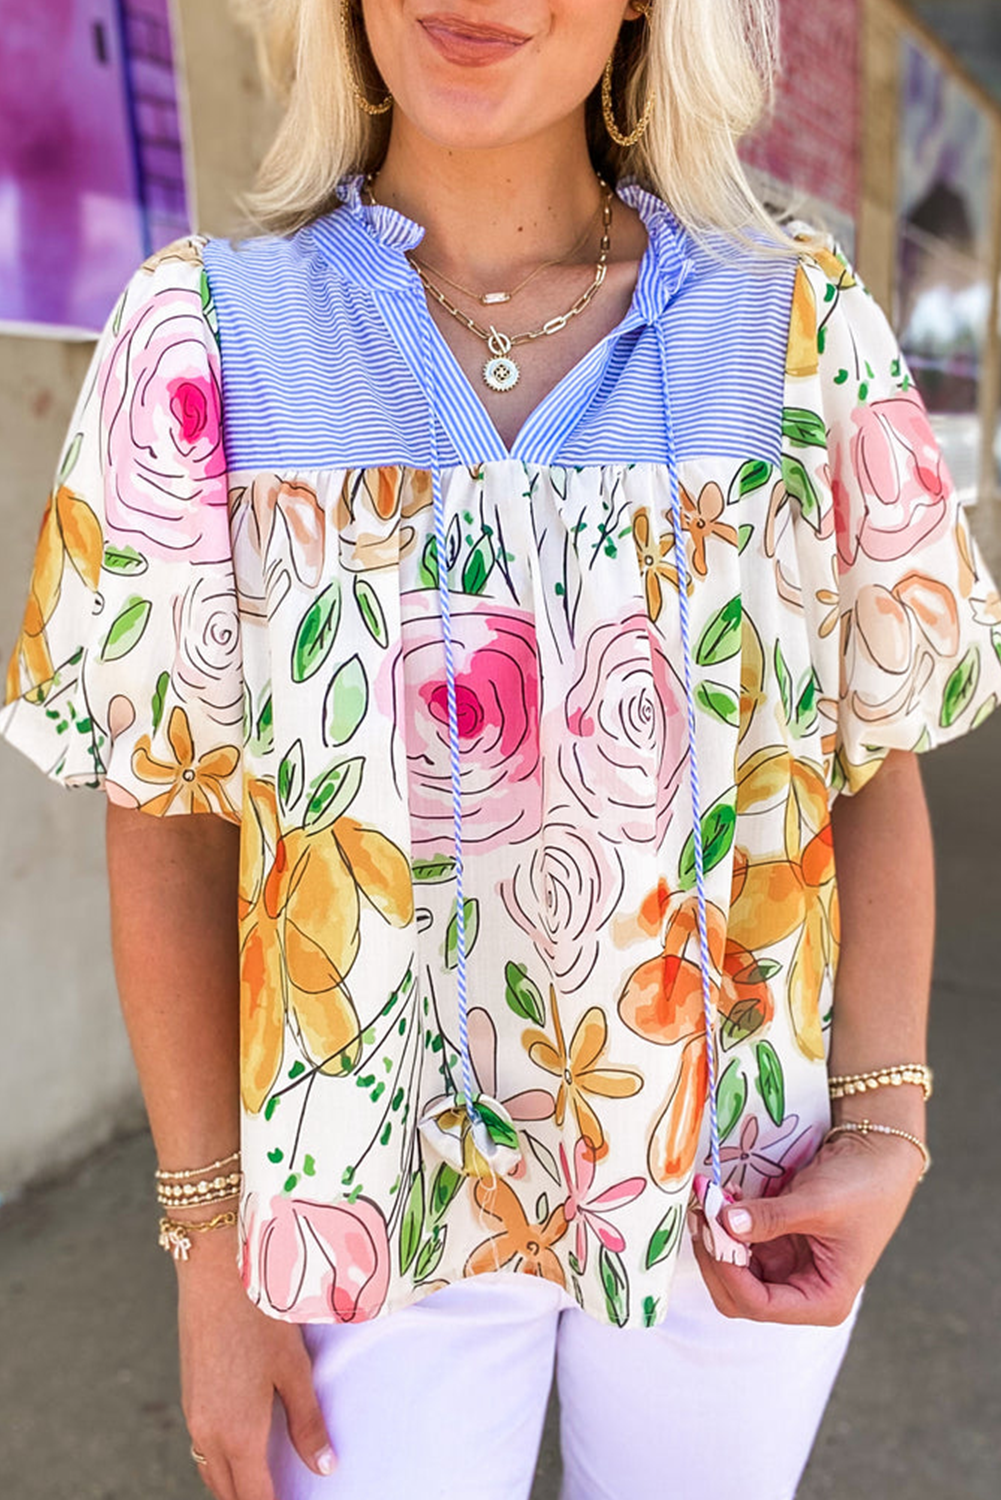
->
<box><xmin>365</xmin><ymin>176</ymin><xmax>613</xmax><ymax>393</ymax></box>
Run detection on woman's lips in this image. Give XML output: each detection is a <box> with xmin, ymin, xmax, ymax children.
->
<box><xmin>418</xmin><ymin>14</ymin><xmax>530</xmax><ymax>67</ymax></box>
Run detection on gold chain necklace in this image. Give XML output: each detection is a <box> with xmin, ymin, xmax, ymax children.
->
<box><xmin>410</xmin><ymin>195</ymin><xmax>605</xmax><ymax>307</ymax></box>
<box><xmin>364</xmin><ymin>176</ymin><xmax>613</xmax><ymax>393</ymax></box>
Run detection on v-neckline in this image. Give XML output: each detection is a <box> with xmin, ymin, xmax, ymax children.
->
<box><xmin>318</xmin><ymin>176</ymin><xmax>695</xmax><ymax>467</ymax></box>
<box><xmin>409</xmin><ymin>258</ymin><xmax>656</xmax><ymax>465</ymax></box>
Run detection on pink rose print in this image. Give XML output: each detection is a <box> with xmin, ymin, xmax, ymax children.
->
<box><xmin>100</xmin><ymin>285</ymin><xmax>229</xmax><ymax>563</ymax></box>
<box><xmin>242</xmin><ymin>1192</ymin><xmax>390</xmax><ymax>1322</ymax></box>
<box><xmin>559</xmin><ymin>1136</ymin><xmax>645</xmax><ymax>1274</ymax></box>
<box><xmin>499</xmin><ymin>813</ymin><xmax>624</xmax><ymax>992</ymax></box>
<box><xmin>557</xmin><ymin>612</ymin><xmax>686</xmax><ymax>846</ymax></box>
<box><xmin>381</xmin><ymin>593</ymin><xmax>542</xmax><ymax>852</ymax></box>
<box><xmin>833</xmin><ymin>394</ymin><xmax>951</xmax><ymax>566</ymax></box>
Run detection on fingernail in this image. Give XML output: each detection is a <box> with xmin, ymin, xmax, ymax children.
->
<box><xmin>316</xmin><ymin>1447</ymin><xmax>336</xmax><ymax>1476</ymax></box>
<box><xmin>726</xmin><ymin>1207</ymin><xmax>752</xmax><ymax>1235</ymax></box>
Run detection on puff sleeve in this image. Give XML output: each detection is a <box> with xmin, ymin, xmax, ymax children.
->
<box><xmin>786</xmin><ymin>236</ymin><xmax>1001</xmax><ymax>799</ymax></box>
<box><xmin>0</xmin><ymin>241</ymin><xmax>244</xmax><ymax>822</ymax></box>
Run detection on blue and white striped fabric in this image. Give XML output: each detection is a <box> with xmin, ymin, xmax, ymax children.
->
<box><xmin>203</xmin><ymin>176</ymin><xmax>797</xmax><ymax>472</ymax></box>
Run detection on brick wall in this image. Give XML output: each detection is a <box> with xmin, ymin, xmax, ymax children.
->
<box><xmin>740</xmin><ymin>0</ymin><xmax>861</xmax><ymax>225</ymax></box>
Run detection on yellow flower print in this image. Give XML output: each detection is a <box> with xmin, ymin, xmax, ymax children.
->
<box><xmin>131</xmin><ymin>705</ymin><xmax>240</xmax><ymax>820</ymax></box>
<box><xmin>238</xmin><ymin>778</ymin><xmax>414</xmax><ymax>1114</ymax></box>
<box><xmin>523</xmin><ymin>988</ymin><xmax>642</xmax><ymax>1159</ymax></box>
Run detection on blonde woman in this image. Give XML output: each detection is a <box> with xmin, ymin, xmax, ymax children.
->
<box><xmin>3</xmin><ymin>2</ymin><xmax>998</xmax><ymax>1497</ymax></box>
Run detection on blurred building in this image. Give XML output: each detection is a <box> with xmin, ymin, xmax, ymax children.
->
<box><xmin>0</xmin><ymin>0</ymin><xmax>999</xmax><ymax>1196</ymax></box>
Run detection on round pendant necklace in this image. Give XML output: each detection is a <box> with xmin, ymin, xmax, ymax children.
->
<box><xmin>365</xmin><ymin>176</ymin><xmax>613</xmax><ymax>393</ymax></box>
<box><xmin>413</xmin><ymin>189</ymin><xmax>612</xmax><ymax>393</ymax></box>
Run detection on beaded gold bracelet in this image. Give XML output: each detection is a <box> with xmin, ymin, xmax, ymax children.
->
<box><xmin>828</xmin><ymin>1064</ymin><xmax>932</xmax><ymax>1102</ymax></box>
<box><xmin>158</xmin><ymin>1210</ymin><xmax>239</xmax><ymax>1262</ymax></box>
<box><xmin>156</xmin><ymin>1171</ymin><xmax>243</xmax><ymax>1207</ymax></box>
<box><xmin>823</xmin><ymin>1119</ymin><xmax>931</xmax><ymax>1181</ymax></box>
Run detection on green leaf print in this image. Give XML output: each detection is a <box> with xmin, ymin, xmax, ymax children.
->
<box><xmin>414</xmin><ymin>1226</ymin><xmax>447</xmax><ymax>1282</ymax></box>
<box><xmin>774</xmin><ymin>641</ymin><xmax>794</xmax><ymax>723</ymax></box>
<box><xmin>419</xmin><ymin>535</ymin><xmax>440</xmax><ymax>589</ymax></box>
<box><xmin>461</xmin><ymin>533</ymin><xmax>496</xmax><ymax>594</ymax></box>
<box><xmin>755</xmin><ymin>1041</ymin><xmax>786</xmax><ymax>1126</ymax></box>
<box><xmin>102</xmin><ymin>543</ymin><xmax>148</xmax><ymax>576</ymax></box>
<box><xmin>323</xmin><ymin>654</ymin><xmax>369</xmax><ymax>746</ymax></box>
<box><xmin>678</xmin><ymin>795</ymin><xmax>737</xmax><ymax>890</ymax></box>
<box><xmin>57</xmin><ymin>431</ymin><xmax>84</xmax><ymax>486</ymax></box>
<box><xmin>599</xmin><ymin>1246</ymin><xmax>630</xmax><ymax>1328</ymax></box>
<box><xmin>151</xmin><ymin>671</ymin><xmax>170</xmax><ymax>734</ymax></box>
<box><xmin>642</xmin><ymin>1296</ymin><xmax>659</xmax><ymax>1328</ymax></box>
<box><xmin>504</xmin><ymin>961</ymin><xmax>546</xmax><ymax>1025</ymax></box>
<box><xmin>733</xmin><ymin>459</ymin><xmax>771</xmax><ymax>500</ymax></box>
<box><xmin>716</xmin><ymin>1058</ymin><xmax>748</xmax><ymax>1143</ymax></box>
<box><xmin>100</xmin><ymin>597</ymin><xmax>152</xmax><ymax>661</ymax></box>
<box><xmin>794</xmin><ymin>670</ymin><xmax>821</xmax><ymax>737</ymax></box>
<box><xmin>303</xmin><ymin>756</ymin><xmax>364</xmax><ymax>831</ymax></box>
<box><xmin>353</xmin><ymin>576</ymin><xmax>390</xmax><ymax>648</ymax></box>
<box><xmin>781</xmin><ymin>407</ymin><xmax>827</xmax><ymax>448</ymax></box>
<box><xmin>199</xmin><ymin>268</ymin><xmax>219</xmax><ymax>340</ymax></box>
<box><xmin>411</xmin><ymin>853</ymin><xmax>458</xmax><ymax>883</ymax></box>
<box><xmin>695</xmin><ymin>680</ymin><xmax>740</xmax><ymax>728</ymax></box>
<box><xmin>291</xmin><ymin>580</ymin><xmax>342</xmax><ymax>682</ymax></box>
<box><xmin>737</xmin><ymin>523</ymin><xmax>755</xmax><ymax>555</ymax></box>
<box><xmin>278</xmin><ymin>739</ymin><xmax>306</xmax><ymax>814</ymax></box>
<box><xmin>254</xmin><ymin>693</ymin><xmax>274</xmax><ymax>756</ymax></box>
<box><xmin>645</xmin><ymin>1204</ymin><xmax>683</xmax><ymax>1269</ymax></box>
<box><xmin>781</xmin><ymin>456</ymin><xmax>821</xmax><ymax>528</ymax></box>
<box><xmin>430</xmin><ymin>1163</ymin><xmax>463</xmax><ymax>1221</ymax></box>
<box><xmin>991</xmin><ymin>627</ymin><xmax>1001</xmax><ymax>667</ymax></box>
<box><xmin>399</xmin><ymin>1172</ymin><xmax>425</xmax><ymax>1275</ymax></box>
<box><xmin>940</xmin><ymin>647</ymin><xmax>980</xmax><ymax>728</ymax></box>
<box><xmin>444</xmin><ymin>898</ymin><xmax>480</xmax><ymax>969</ymax></box>
<box><xmin>695</xmin><ymin>597</ymin><xmax>742</xmax><ymax>667</ymax></box>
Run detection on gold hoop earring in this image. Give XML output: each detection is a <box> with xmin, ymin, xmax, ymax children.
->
<box><xmin>601</xmin><ymin>10</ymin><xmax>654</xmax><ymax>149</ymax></box>
<box><xmin>601</xmin><ymin>56</ymin><xmax>654</xmax><ymax>148</ymax></box>
<box><xmin>341</xmin><ymin>0</ymin><xmax>393</xmax><ymax>116</ymax></box>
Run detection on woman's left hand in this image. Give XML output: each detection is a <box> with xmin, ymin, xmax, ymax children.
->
<box><xmin>689</xmin><ymin>1129</ymin><xmax>925</xmax><ymax>1325</ymax></box>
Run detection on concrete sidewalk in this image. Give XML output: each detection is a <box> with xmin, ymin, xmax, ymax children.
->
<box><xmin>2</xmin><ymin>715</ymin><xmax>999</xmax><ymax>1499</ymax></box>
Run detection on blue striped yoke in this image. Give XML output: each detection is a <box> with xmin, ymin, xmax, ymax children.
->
<box><xmin>203</xmin><ymin>177</ymin><xmax>799</xmax><ymax>476</ymax></box>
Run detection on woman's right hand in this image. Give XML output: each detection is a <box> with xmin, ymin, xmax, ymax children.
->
<box><xmin>176</xmin><ymin>1227</ymin><xmax>336</xmax><ymax>1499</ymax></box>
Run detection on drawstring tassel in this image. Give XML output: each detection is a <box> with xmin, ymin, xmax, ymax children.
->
<box><xmin>418</xmin><ymin>1092</ymin><xmax>523</xmax><ymax>1178</ymax></box>
<box><xmin>660</xmin><ymin>325</ymin><xmax>734</xmax><ymax>1263</ymax></box>
<box><xmin>420</xmin><ymin>319</ymin><xmax>524</xmax><ymax>1179</ymax></box>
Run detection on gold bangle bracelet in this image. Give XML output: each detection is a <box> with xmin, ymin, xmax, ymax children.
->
<box><xmin>828</xmin><ymin>1064</ymin><xmax>932</xmax><ymax>1102</ymax></box>
<box><xmin>156</xmin><ymin>1173</ymin><xmax>243</xmax><ymax>1199</ymax></box>
<box><xmin>158</xmin><ymin>1211</ymin><xmax>238</xmax><ymax>1262</ymax></box>
<box><xmin>155</xmin><ymin>1150</ymin><xmax>240</xmax><ymax>1182</ymax></box>
<box><xmin>823</xmin><ymin>1119</ymin><xmax>931</xmax><ymax>1181</ymax></box>
<box><xmin>155</xmin><ymin>1188</ymin><xmax>240</xmax><ymax>1210</ymax></box>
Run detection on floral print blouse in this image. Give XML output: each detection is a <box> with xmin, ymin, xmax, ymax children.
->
<box><xmin>3</xmin><ymin>178</ymin><xmax>999</xmax><ymax>1330</ymax></box>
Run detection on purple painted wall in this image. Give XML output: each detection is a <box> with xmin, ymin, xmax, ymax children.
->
<box><xmin>0</xmin><ymin>0</ymin><xmax>189</xmax><ymax>332</ymax></box>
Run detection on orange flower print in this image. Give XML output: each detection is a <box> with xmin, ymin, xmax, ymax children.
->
<box><xmin>238</xmin><ymin>778</ymin><xmax>414</xmax><ymax>1114</ymax></box>
<box><xmin>632</xmin><ymin>508</ymin><xmax>688</xmax><ymax>622</ymax></box>
<box><xmin>618</xmin><ymin>894</ymin><xmax>727</xmax><ymax>1047</ymax></box>
<box><xmin>5</xmin><ymin>485</ymin><xmax>103</xmax><ymax>704</ymax></box>
<box><xmin>730</xmin><ymin>748</ymin><xmax>837</xmax><ymax>1061</ymax></box>
<box><xmin>523</xmin><ymin>988</ymin><xmax>642</xmax><ymax>1159</ymax></box>
<box><xmin>334</xmin><ymin>467</ymin><xmax>433</xmax><ymax>572</ymax></box>
<box><xmin>679</xmin><ymin>481</ymin><xmax>739</xmax><ymax>578</ymax></box>
<box><xmin>464</xmin><ymin>1176</ymin><xmax>568</xmax><ymax>1285</ymax></box>
<box><xmin>131</xmin><ymin>705</ymin><xmax>240</xmax><ymax>819</ymax></box>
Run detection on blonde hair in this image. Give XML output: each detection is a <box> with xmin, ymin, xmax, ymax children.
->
<box><xmin>233</xmin><ymin>0</ymin><xmax>822</xmax><ymax>258</ymax></box>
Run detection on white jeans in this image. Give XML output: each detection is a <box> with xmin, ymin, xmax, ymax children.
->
<box><xmin>267</xmin><ymin>1233</ymin><xmax>861</xmax><ymax>1500</ymax></box>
